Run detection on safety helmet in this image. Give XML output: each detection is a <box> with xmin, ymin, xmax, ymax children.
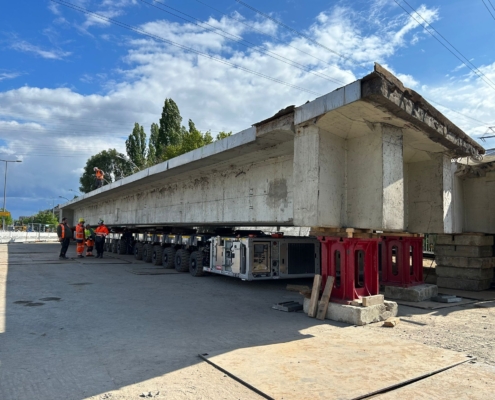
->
<box><xmin>79</xmin><ymin>218</ymin><xmax>85</xmax><ymax>223</ymax></box>
<box><xmin>98</xmin><ymin>219</ymin><xmax>104</xmax><ymax>224</ymax></box>
<box><xmin>93</xmin><ymin>167</ymin><xmax>98</xmax><ymax>171</ymax></box>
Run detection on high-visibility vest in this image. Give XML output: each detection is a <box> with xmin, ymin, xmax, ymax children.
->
<box><xmin>95</xmin><ymin>225</ymin><xmax>109</xmax><ymax>236</ymax></box>
<box><xmin>96</xmin><ymin>169</ymin><xmax>104</xmax><ymax>180</ymax></box>
<box><xmin>59</xmin><ymin>223</ymin><xmax>70</xmax><ymax>239</ymax></box>
<box><xmin>75</xmin><ymin>224</ymin><xmax>85</xmax><ymax>242</ymax></box>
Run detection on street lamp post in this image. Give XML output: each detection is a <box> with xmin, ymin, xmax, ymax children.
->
<box><xmin>1</xmin><ymin>159</ymin><xmax>22</xmax><ymax>231</ymax></box>
<box><xmin>59</xmin><ymin>196</ymin><xmax>70</xmax><ymax>202</ymax></box>
<box><xmin>116</xmin><ymin>154</ymin><xmax>139</xmax><ymax>172</ymax></box>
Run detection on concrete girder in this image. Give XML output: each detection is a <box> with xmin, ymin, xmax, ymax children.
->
<box><xmin>61</xmin><ymin>65</ymin><xmax>483</xmax><ymax>234</ymax></box>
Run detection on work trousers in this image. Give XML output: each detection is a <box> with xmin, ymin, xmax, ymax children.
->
<box><xmin>76</xmin><ymin>241</ymin><xmax>84</xmax><ymax>256</ymax></box>
<box><xmin>86</xmin><ymin>239</ymin><xmax>94</xmax><ymax>256</ymax></box>
<box><xmin>95</xmin><ymin>237</ymin><xmax>105</xmax><ymax>256</ymax></box>
<box><xmin>60</xmin><ymin>238</ymin><xmax>71</xmax><ymax>257</ymax></box>
<box><xmin>95</xmin><ymin>179</ymin><xmax>103</xmax><ymax>189</ymax></box>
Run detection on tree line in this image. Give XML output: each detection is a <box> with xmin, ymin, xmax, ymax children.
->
<box><xmin>79</xmin><ymin>98</ymin><xmax>231</xmax><ymax>193</ymax></box>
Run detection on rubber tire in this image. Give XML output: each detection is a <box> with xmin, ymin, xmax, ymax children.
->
<box><xmin>175</xmin><ymin>249</ymin><xmax>190</xmax><ymax>272</ymax></box>
<box><xmin>104</xmin><ymin>240</ymin><xmax>110</xmax><ymax>252</ymax></box>
<box><xmin>117</xmin><ymin>240</ymin><xmax>126</xmax><ymax>254</ymax></box>
<box><xmin>189</xmin><ymin>251</ymin><xmax>205</xmax><ymax>277</ymax></box>
<box><xmin>162</xmin><ymin>247</ymin><xmax>176</xmax><ymax>269</ymax></box>
<box><xmin>134</xmin><ymin>242</ymin><xmax>144</xmax><ymax>260</ymax></box>
<box><xmin>143</xmin><ymin>243</ymin><xmax>153</xmax><ymax>263</ymax></box>
<box><xmin>152</xmin><ymin>245</ymin><xmax>163</xmax><ymax>266</ymax></box>
<box><xmin>112</xmin><ymin>240</ymin><xmax>118</xmax><ymax>253</ymax></box>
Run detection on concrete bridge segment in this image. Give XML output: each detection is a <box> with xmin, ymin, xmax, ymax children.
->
<box><xmin>61</xmin><ymin>64</ymin><xmax>487</xmax><ymax>234</ymax></box>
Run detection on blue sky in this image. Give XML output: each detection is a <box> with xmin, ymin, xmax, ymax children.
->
<box><xmin>1</xmin><ymin>0</ymin><xmax>495</xmax><ymax>219</ymax></box>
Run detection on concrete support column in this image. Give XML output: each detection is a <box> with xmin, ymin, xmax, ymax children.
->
<box><xmin>407</xmin><ymin>153</ymin><xmax>453</xmax><ymax>233</ymax></box>
<box><xmin>293</xmin><ymin>125</ymin><xmax>346</xmax><ymax>227</ymax></box>
<box><xmin>346</xmin><ymin>124</ymin><xmax>404</xmax><ymax>231</ymax></box>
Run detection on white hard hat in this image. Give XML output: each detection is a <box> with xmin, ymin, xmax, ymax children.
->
<box><xmin>93</xmin><ymin>167</ymin><xmax>98</xmax><ymax>171</ymax></box>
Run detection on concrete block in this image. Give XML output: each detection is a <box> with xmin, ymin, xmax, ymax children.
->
<box><xmin>437</xmin><ymin>277</ymin><xmax>492</xmax><ymax>291</ymax></box>
<box><xmin>435</xmin><ymin>256</ymin><xmax>495</xmax><ymax>269</ymax></box>
<box><xmin>303</xmin><ymin>298</ymin><xmax>398</xmax><ymax>326</ymax></box>
<box><xmin>384</xmin><ymin>284</ymin><xmax>438</xmax><ymax>302</ymax></box>
<box><xmin>435</xmin><ymin>234</ymin><xmax>494</xmax><ymax>246</ymax></box>
<box><xmin>436</xmin><ymin>266</ymin><xmax>494</xmax><ymax>280</ymax></box>
<box><xmin>362</xmin><ymin>294</ymin><xmax>384</xmax><ymax>307</ymax></box>
<box><xmin>434</xmin><ymin>245</ymin><xmax>493</xmax><ymax>258</ymax></box>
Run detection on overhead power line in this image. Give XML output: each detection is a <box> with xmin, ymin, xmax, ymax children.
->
<box><xmin>194</xmin><ymin>0</ymin><xmax>341</xmax><ymax>71</ymax></box>
<box><xmin>235</xmin><ymin>0</ymin><xmax>352</xmax><ymax>64</ymax></box>
<box><xmin>394</xmin><ymin>0</ymin><xmax>495</xmax><ymax>92</ymax></box>
<box><xmin>50</xmin><ymin>0</ymin><xmax>323</xmax><ymax>97</ymax></box>
<box><xmin>140</xmin><ymin>0</ymin><xmax>346</xmax><ymax>85</ymax></box>
<box><xmin>482</xmin><ymin>0</ymin><xmax>495</xmax><ymax>21</ymax></box>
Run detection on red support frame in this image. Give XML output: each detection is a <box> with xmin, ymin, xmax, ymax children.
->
<box><xmin>318</xmin><ymin>237</ymin><xmax>380</xmax><ymax>304</ymax></box>
<box><xmin>380</xmin><ymin>236</ymin><xmax>423</xmax><ymax>287</ymax></box>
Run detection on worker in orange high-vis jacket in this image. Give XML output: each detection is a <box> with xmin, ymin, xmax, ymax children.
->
<box><xmin>94</xmin><ymin>167</ymin><xmax>105</xmax><ymax>189</ymax></box>
<box><xmin>94</xmin><ymin>219</ymin><xmax>110</xmax><ymax>258</ymax></box>
<box><xmin>75</xmin><ymin>218</ymin><xmax>86</xmax><ymax>258</ymax></box>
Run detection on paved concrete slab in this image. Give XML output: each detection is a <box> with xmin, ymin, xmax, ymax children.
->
<box><xmin>375</xmin><ymin>362</ymin><xmax>495</xmax><ymax>400</ymax></box>
<box><xmin>201</xmin><ymin>325</ymin><xmax>471</xmax><ymax>400</ymax></box>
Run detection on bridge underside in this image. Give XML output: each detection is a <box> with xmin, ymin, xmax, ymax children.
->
<box><xmin>61</xmin><ymin>64</ymin><xmax>486</xmax><ymax>234</ymax></box>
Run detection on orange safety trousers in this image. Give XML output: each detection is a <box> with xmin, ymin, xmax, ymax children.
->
<box><xmin>85</xmin><ymin>239</ymin><xmax>94</xmax><ymax>256</ymax></box>
<box><xmin>76</xmin><ymin>242</ymin><xmax>84</xmax><ymax>255</ymax></box>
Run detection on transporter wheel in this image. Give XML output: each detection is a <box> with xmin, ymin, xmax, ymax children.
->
<box><xmin>117</xmin><ymin>240</ymin><xmax>126</xmax><ymax>255</ymax></box>
<box><xmin>152</xmin><ymin>245</ymin><xmax>163</xmax><ymax>266</ymax></box>
<box><xmin>104</xmin><ymin>240</ymin><xmax>110</xmax><ymax>252</ymax></box>
<box><xmin>143</xmin><ymin>243</ymin><xmax>153</xmax><ymax>263</ymax></box>
<box><xmin>134</xmin><ymin>242</ymin><xmax>144</xmax><ymax>260</ymax></box>
<box><xmin>162</xmin><ymin>247</ymin><xmax>176</xmax><ymax>269</ymax></box>
<box><xmin>189</xmin><ymin>251</ymin><xmax>205</xmax><ymax>277</ymax></box>
<box><xmin>174</xmin><ymin>249</ymin><xmax>190</xmax><ymax>272</ymax></box>
<box><xmin>111</xmin><ymin>240</ymin><xmax>118</xmax><ymax>253</ymax></box>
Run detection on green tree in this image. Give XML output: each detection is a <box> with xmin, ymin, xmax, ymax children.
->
<box><xmin>147</xmin><ymin>122</ymin><xmax>159</xmax><ymax>166</ymax></box>
<box><xmin>216</xmin><ymin>131</ymin><xmax>232</xmax><ymax>140</ymax></box>
<box><xmin>79</xmin><ymin>149</ymin><xmax>133</xmax><ymax>193</ymax></box>
<box><xmin>31</xmin><ymin>211</ymin><xmax>58</xmax><ymax>225</ymax></box>
<box><xmin>157</xmin><ymin>98</ymin><xmax>182</xmax><ymax>161</ymax></box>
<box><xmin>126</xmin><ymin>123</ymin><xmax>147</xmax><ymax>170</ymax></box>
<box><xmin>0</xmin><ymin>208</ymin><xmax>13</xmax><ymax>226</ymax></box>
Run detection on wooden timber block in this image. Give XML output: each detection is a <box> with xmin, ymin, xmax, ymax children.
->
<box><xmin>308</xmin><ymin>274</ymin><xmax>322</xmax><ymax>318</ymax></box>
<box><xmin>362</xmin><ymin>294</ymin><xmax>384</xmax><ymax>307</ymax></box>
<box><xmin>383</xmin><ymin>317</ymin><xmax>400</xmax><ymax>327</ymax></box>
<box><xmin>286</xmin><ymin>284</ymin><xmax>310</xmax><ymax>293</ymax></box>
<box><xmin>316</xmin><ymin>276</ymin><xmax>335</xmax><ymax>320</ymax></box>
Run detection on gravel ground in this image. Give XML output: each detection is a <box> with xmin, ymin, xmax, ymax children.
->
<box><xmin>365</xmin><ymin>300</ymin><xmax>495</xmax><ymax>366</ymax></box>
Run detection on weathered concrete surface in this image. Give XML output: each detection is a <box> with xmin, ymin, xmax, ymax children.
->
<box><xmin>384</xmin><ymin>284</ymin><xmax>438</xmax><ymax>302</ymax></box>
<box><xmin>375</xmin><ymin>362</ymin><xmax>495</xmax><ymax>400</ymax></box>
<box><xmin>436</xmin><ymin>234</ymin><xmax>494</xmax><ymax>246</ymax></box>
<box><xmin>435</xmin><ymin>256</ymin><xmax>495</xmax><ymax>269</ymax></box>
<box><xmin>437</xmin><ymin>276</ymin><xmax>493</xmax><ymax>291</ymax></box>
<box><xmin>434</xmin><ymin>245</ymin><xmax>493</xmax><ymax>258</ymax></box>
<box><xmin>303</xmin><ymin>297</ymin><xmax>398</xmax><ymax>325</ymax></box>
<box><xmin>436</xmin><ymin>266</ymin><xmax>494</xmax><ymax>280</ymax></box>
<box><xmin>60</xmin><ymin>64</ymin><xmax>484</xmax><ymax>233</ymax></box>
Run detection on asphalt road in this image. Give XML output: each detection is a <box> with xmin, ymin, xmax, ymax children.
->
<box><xmin>0</xmin><ymin>243</ymin><xmax>324</xmax><ymax>400</ymax></box>
<box><xmin>2</xmin><ymin>243</ymin><xmax>494</xmax><ymax>400</ymax></box>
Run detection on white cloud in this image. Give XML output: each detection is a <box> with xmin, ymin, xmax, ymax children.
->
<box><xmin>10</xmin><ymin>39</ymin><xmax>71</xmax><ymax>60</ymax></box>
<box><xmin>0</xmin><ymin>72</ymin><xmax>21</xmax><ymax>82</ymax></box>
<box><xmin>1</xmin><ymin>1</ymin><xmax>494</xmax><ymax>217</ymax></box>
